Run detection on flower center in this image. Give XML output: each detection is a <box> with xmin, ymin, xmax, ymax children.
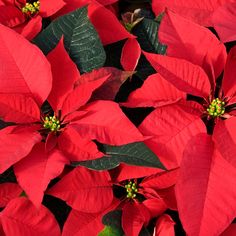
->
<box><xmin>21</xmin><ymin>1</ymin><xmax>40</xmax><ymax>15</ymax></box>
<box><xmin>207</xmin><ymin>98</ymin><xmax>225</xmax><ymax>117</ymax></box>
<box><xmin>43</xmin><ymin>115</ymin><xmax>60</xmax><ymax>132</ymax></box>
<box><xmin>125</xmin><ymin>180</ymin><xmax>138</xmax><ymax>199</ymax></box>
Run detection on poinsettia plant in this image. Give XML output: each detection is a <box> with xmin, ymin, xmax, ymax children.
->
<box><xmin>1</xmin><ymin>0</ymin><xmax>236</xmax><ymax>236</ymax></box>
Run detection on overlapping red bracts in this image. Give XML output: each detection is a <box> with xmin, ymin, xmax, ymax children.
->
<box><xmin>0</xmin><ymin>25</ymin><xmax>143</xmax><ymax>209</ymax></box>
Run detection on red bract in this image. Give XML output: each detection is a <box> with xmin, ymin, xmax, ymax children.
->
<box><xmin>154</xmin><ymin>214</ymin><xmax>175</xmax><ymax>236</ymax></box>
<box><xmin>62</xmin><ymin>199</ymin><xmax>119</xmax><ymax>236</ymax></box>
<box><xmin>176</xmin><ymin>133</ymin><xmax>236</xmax><ymax>236</ymax></box>
<box><xmin>151</xmin><ymin>0</ymin><xmax>232</xmax><ymax>26</ymax></box>
<box><xmin>0</xmin><ymin>197</ymin><xmax>61</xmax><ymax>236</ymax></box>
<box><xmin>115</xmin><ymin>169</ymin><xmax>178</xmax><ymax>236</ymax></box>
<box><xmin>0</xmin><ymin>27</ymin><xmax>143</xmax><ymax>207</ymax></box>
<box><xmin>158</xmin><ymin>10</ymin><xmax>227</xmax><ymax>81</ymax></box>
<box><xmin>49</xmin><ymin>166</ymin><xmax>177</xmax><ymax>236</ymax></box>
<box><xmin>47</xmin><ymin>166</ymin><xmax>114</xmax><ymax>213</ymax></box>
<box><xmin>0</xmin><ymin>0</ymin><xmax>65</xmax><ymax>39</ymax></box>
<box><xmin>221</xmin><ymin>224</ymin><xmax>236</xmax><ymax>236</ymax></box>
<box><xmin>124</xmin><ymin>72</ymin><xmax>206</xmax><ymax>169</ymax></box>
<box><xmin>75</xmin><ymin>67</ymin><xmax>134</xmax><ymax>101</ymax></box>
<box><xmin>140</xmin><ymin>11</ymin><xmax>236</xmax><ymax>235</ymax></box>
<box><xmin>0</xmin><ymin>183</ymin><xmax>22</xmax><ymax>208</ymax></box>
<box><xmin>121</xmin><ymin>38</ymin><xmax>141</xmax><ymax>72</ymax></box>
<box><xmin>212</xmin><ymin>2</ymin><xmax>236</xmax><ymax>42</ymax></box>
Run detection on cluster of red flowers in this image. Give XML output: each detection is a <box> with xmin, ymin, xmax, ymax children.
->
<box><xmin>0</xmin><ymin>0</ymin><xmax>236</xmax><ymax>235</ymax></box>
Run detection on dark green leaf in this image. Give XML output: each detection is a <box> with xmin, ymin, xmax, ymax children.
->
<box><xmin>73</xmin><ymin>142</ymin><xmax>166</xmax><ymax>171</ymax></box>
<box><xmin>100</xmin><ymin>210</ymin><xmax>124</xmax><ymax>236</ymax></box>
<box><xmin>133</xmin><ymin>18</ymin><xmax>166</xmax><ymax>54</ymax></box>
<box><xmin>139</xmin><ymin>227</ymin><xmax>152</xmax><ymax>236</ymax></box>
<box><xmin>33</xmin><ymin>7</ymin><xmax>106</xmax><ymax>73</ymax></box>
<box><xmin>133</xmin><ymin>18</ymin><xmax>166</xmax><ymax>79</ymax></box>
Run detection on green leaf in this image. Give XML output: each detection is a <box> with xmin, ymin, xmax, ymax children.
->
<box><xmin>133</xmin><ymin>18</ymin><xmax>166</xmax><ymax>79</ymax></box>
<box><xmin>33</xmin><ymin>7</ymin><xmax>106</xmax><ymax>73</ymax></box>
<box><xmin>99</xmin><ymin>210</ymin><xmax>124</xmax><ymax>236</ymax></box>
<box><xmin>98</xmin><ymin>226</ymin><xmax>122</xmax><ymax>236</ymax></box>
<box><xmin>133</xmin><ymin>18</ymin><xmax>166</xmax><ymax>54</ymax></box>
<box><xmin>73</xmin><ymin>142</ymin><xmax>166</xmax><ymax>171</ymax></box>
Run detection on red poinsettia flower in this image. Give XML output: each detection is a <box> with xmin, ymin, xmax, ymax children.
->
<box><xmin>151</xmin><ymin>0</ymin><xmax>232</xmax><ymax>26</ymax></box>
<box><xmin>212</xmin><ymin>2</ymin><xmax>236</xmax><ymax>42</ymax></box>
<box><xmin>0</xmin><ymin>25</ymin><xmax>143</xmax><ymax>207</ymax></box>
<box><xmin>123</xmin><ymin>10</ymin><xmax>233</xmax><ymax>169</ymax></box>
<box><xmin>135</xmin><ymin>11</ymin><xmax>236</xmax><ymax>236</ymax></box>
<box><xmin>0</xmin><ymin>0</ymin><xmax>65</xmax><ymax>39</ymax></box>
<box><xmin>48</xmin><ymin>166</ymin><xmax>178</xmax><ymax>236</ymax></box>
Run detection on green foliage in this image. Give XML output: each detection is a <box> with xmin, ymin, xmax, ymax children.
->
<box><xmin>34</xmin><ymin>7</ymin><xmax>106</xmax><ymax>73</ymax></box>
<box><xmin>73</xmin><ymin>142</ymin><xmax>166</xmax><ymax>170</ymax></box>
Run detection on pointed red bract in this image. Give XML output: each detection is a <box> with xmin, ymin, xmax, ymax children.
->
<box><xmin>152</xmin><ymin>0</ymin><xmax>231</xmax><ymax>26</ymax></box>
<box><xmin>222</xmin><ymin>46</ymin><xmax>236</xmax><ymax>100</ymax></box>
<box><xmin>1</xmin><ymin>198</ymin><xmax>61</xmax><ymax>236</ymax></box>
<box><xmin>213</xmin><ymin>117</ymin><xmax>236</xmax><ymax>168</ymax></box>
<box><xmin>213</xmin><ymin>2</ymin><xmax>236</xmax><ymax>43</ymax></box>
<box><xmin>176</xmin><ymin>133</ymin><xmax>236</xmax><ymax>236</ymax></box>
<box><xmin>159</xmin><ymin>10</ymin><xmax>227</xmax><ymax>80</ymax></box>
<box><xmin>142</xmin><ymin>198</ymin><xmax>167</xmax><ymax>218</ymax></box>
<box><xmin>122</xmin><ymin>202</ymin><xmax>150</xmax><ymax>236</ymax></box>
<box><xmin>124</xmin><ymin>73</ymin><xmax>185</xmax><ymax>108</ymax></box>
<box><xmin>0</xmin><ymin>94</ymin><xmax>40</xmax><ymax>123</ymax></box>
<box><xmin>76</xmin><ymin>67</ymin><xmax>133</xmax><ymax>101</ymax></box>
<box><xmin>62</xmin><ymin>199</ymin><xmax>119</xmax><ymax>236</ymax></box>
<box><xmin>141</xmin><ymin>169</ymin><xmax>179</xmax><ymax>190</ymax></box>
<box><xmin>154</xmin><ymin>214</ymin><xmax>175</xmax><ymax>236</ymax></box>
<box><xmin>0</xmin><ymin>24</ymin><xmax>52</xmax><ymax>105</ymax></box>
<box><xmin>40</xmin><ymin>0</ymin><xmax>65</xmax><ymax>17</ymax></box>
<box><xmin>0</xmin><ymin>6</ymin><xmax>25</xmax><ymax>27</ymax></box>
<box><xmin>47</xmin><ymin>38</ymin><xmax>80</xmax><ymax>111</ymax></box>
<box><xmin>48</xmin><ymin>167</ymin><xmax>113</xmax><ymax>213</ymax></box>
<box><xmin>61</xmin><ymin>76</ymin><xmax>109</xmax><ymax>118</ymax></box>
<box><xmin>0</xmin><ymin>183</ymin><xmax>22</xmax><ymax>208</ymax></box>
<box><xmin>14</xmin><ymin>143</ymin><xmax>67</xmax><ymax>208</ymax></box>
<box><xmin>0</xmin><ymin>126</ymin><xmax>41</xmax><ymax>173</ymax></box>
<box><xmin>58</xmin><ymin>126</ymin><xmax>103</xmax><ymax>161</ymax></box>
<box><xmin>16</xmin><ymin>15</ymin><xmax>42</xmax><ymax>40</ymax></box>
<box><xmin>72</xmin><ymin>100</ymin><xmax>144</xmax><ymax>145</ymax></box>
<box><xmin>139</xmin><ymin>103</ymin><xmax>206</xmax><ymax>169</ymax></box>
<box><xmin>143</xmin><ymin>51</ymin><xmax>211</xmax><ymax>98</ymax></box>
<box><xmin>110</xmin><ymin>163</ymin><xmax>162</xmax><ymax>182</ymax></box>
<box><xmin>121</xmin><ymin>38</ymin><xmax>141</xmax><ymax>71</ymax></box>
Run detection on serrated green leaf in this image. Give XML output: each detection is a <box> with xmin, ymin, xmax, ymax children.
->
<box><xmin>72</xmin><ymin>142</ymin><xmax>166</xmax><ymax>171</ymax></box>
<box><xmin>33</xmin><ymin>7</ymin><xmax>106</xmax><ymax>73</ymax></box>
